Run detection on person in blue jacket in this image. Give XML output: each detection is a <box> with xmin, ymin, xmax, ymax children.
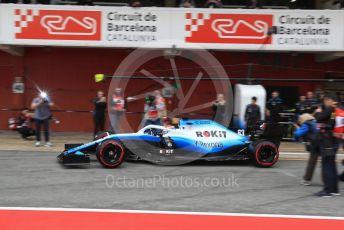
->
<box><xmin>294</xmin><ymin>113</ymin><xmax>319</xmax><ymax>186</ymax></box>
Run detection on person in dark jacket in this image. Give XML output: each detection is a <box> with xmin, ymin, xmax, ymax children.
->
<box><xmin>313</xmin><ymin>94</ymin><xmax>339</xmax><ymax>197</ymax></box>
<box><xmin>212</xmin><ymin>93</ymin><xmax>226</xmax><ymax>125</ymax></box>
<box><xmin>295</xmin><ymin>95</ymin><xmax>308</xmax><ymax>116</ymax></box>
<box><xmin>294</xmin><ymin>113</ymin><xmax>319</xmax><ymax>186</ymax></box>
<box><xmin>92</xmin><ymin>90</ymin><xmax>107</xmax><ymax>137</ymax></box>
<box><xmin>245</xmin><ymin>97</ymin><xmax>261</xmax><ymax>131</ymax></box>
<box><xmin>305</xmin><ymin>91</ymin><xmax>320</xmax><ymax>113</ymax></box>
<box><xmin>266</xmin><ymin>91</ymin><xmax>283</xmax><ymax>123</ymax></box>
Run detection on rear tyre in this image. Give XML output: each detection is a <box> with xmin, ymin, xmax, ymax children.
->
<box><xmin>96</xmin><ymin>140</ymin><xmax>125</xmax><ymax>168</ymax></box>
<box><xmin>252</xmin><ymin>141</ymin><xmax>279</xmax><ymax>167</ymax></box>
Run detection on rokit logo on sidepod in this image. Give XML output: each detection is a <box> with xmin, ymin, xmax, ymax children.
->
<box><xmin>185</xmin><ymin>13</ymin><xmax>273</xmax><ymax>44</ymax></box>
<box><xmin>14</xmin><ymin>9</ymin><xmax>101</xmax><ymax>40</ymax></box>
<box><xmin>195</xmin><ymin>130</ymin><xmax>227</xmax><ymax>138</ymax></box>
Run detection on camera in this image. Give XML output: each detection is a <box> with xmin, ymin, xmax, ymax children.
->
<box><xmin>40</xmin><ymin>91</ymin><xmax>49</xmax><ymax>102</ymax></box>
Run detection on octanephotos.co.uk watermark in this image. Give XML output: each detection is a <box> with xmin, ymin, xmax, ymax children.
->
<box><xmin>105</xmin><ymin>173</ymin><xmax>240</xmax><ymax>189</ymax></box>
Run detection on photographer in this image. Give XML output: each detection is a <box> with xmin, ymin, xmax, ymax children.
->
<box><xmin>293</xmin><ymin>113</ymin><xmax>319</xmax><ymax>186</ymax></box>
<box><xmin>314</xmin><ymin>94</ymin><xmax>339</xmax><ymax>197</ymax></box>
<box><xmin>31</xmin><ymin>92</ymin><xmax>54</xmax><ymax>147</ymax></box>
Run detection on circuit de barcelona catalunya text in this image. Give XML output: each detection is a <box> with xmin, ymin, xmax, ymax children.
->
<box><xmin>57</xmin><ymin>119</ymin><xmax>282</xmax><ymax>168</ymax></box>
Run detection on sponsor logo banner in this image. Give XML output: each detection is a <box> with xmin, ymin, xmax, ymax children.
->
<box><xmin>15</xmin><ymin>9</ymin><xmax>101</xmax><ymax>40</ymax></box>
<box><xmin>185</xmin><ymin>13</ymin><xmax>273</xmax><ymax>45</ymax></box>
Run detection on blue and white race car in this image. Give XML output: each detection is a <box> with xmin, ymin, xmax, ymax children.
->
<box><xmin>57</xmin><ymin>119</ymin><xmax>282</xmax><ymax>168</ymax></box>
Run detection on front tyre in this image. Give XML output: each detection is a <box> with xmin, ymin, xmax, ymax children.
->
<box><xmin>252</xmin><ymin>141</ymin><xmax>279</xmax><ymax>167</ymax></box>
<box><xmin>96</xmin><ymin>140</ymin><xmax>125</xmax><ymax>168</ymax></box>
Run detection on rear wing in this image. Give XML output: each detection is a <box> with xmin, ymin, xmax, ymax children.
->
<box><xmin>250</xmin><ymin>121</ymin><xmax>284</xmax><ymax>147</ymax></box>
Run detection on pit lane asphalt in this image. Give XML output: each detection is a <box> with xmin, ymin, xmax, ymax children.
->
<box><xmin>0</xmin><ymin>150</ymin><xmax>343</xmax><ymax>217</ymax></box>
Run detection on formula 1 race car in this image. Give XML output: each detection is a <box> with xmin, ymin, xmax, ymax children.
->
<box><xmin>57</xmin><ymin>119</ymin><xmax>283</xmax><ymax>168</ymax></box>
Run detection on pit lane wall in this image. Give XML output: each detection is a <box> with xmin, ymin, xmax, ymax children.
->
<box><xmin>0</xmin><ymin>4</ymin><xmax>344</xmax><ymax>51</ymax></box>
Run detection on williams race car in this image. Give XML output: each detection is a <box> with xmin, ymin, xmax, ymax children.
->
<box><xmin>57</xmin><ymin>119</ymin><xmax>282</xmax><ymax>168</ymax></box>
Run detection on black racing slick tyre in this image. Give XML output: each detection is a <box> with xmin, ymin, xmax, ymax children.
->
<box><xmin>96</xmin><ymin>140</ymin><xmax>125</xmax><ymax>168</ymax></box>
<box><xmin>252</xmin><ymin>141</ymin><xmax>279</xmax><ymax>167</ymax></box>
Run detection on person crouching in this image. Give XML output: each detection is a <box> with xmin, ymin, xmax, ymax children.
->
<box><xmin>294</xmin><ymin>113</ymin><xmax>320</xmax><ymax>186</ymax></box>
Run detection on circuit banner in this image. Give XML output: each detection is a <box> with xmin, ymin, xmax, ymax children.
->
<box><xmin>0</xmin><ymin>4</ymin><xmax>343</xmax><ymax>51</ymax></box>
